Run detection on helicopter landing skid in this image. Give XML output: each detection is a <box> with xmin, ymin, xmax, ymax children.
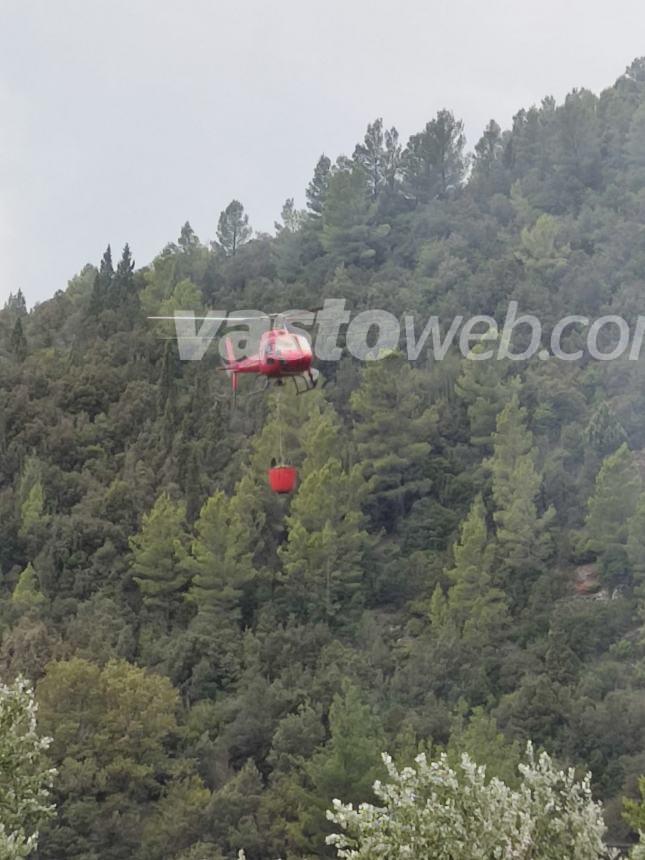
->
<box><xmin>214</xmin><ymin>375</ymin><xmax>269</xmax><ymax>403</ymax></box>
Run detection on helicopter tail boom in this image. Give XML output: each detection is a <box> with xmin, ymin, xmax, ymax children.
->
<box><xmin>224</xmin><ymin>337</ymin><xmax>239</xmax><ymax>393</ymax></box>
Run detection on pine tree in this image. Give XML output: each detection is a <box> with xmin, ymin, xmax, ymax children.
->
<box><xmin>445</xmin><ymin>495</ymin><xmax>507</xmax><ymax>640</ymax></box>
<box><xmin>298</xmin><ymin>401</ymin><xmax>344</xmax><ymax>480</ymax></box>
<box><xmin>320</xmin><ymin>165</ymin><xmax>386</xmax><ymax>265</ymax></box>
<box><xmin>487</xmin><ymin>395</ymin><xmax>553</xmax><ymax>583</ymax></box>
<box><xmin>178</xmin><ymin>221</ymin><xmax>200</xmax><ymax>251</ymax></box>
<box><xmin>183</xmin><ymin>447</ymin><xmax>203</xmax><ymax>524</ymax></box>
<box><xmin>186</xmin><ymin>490</ymin><xmax>254</xmax><ymax>620</ymax></box>
<box><xmin>456</xmin><ymin>350</ymin><xmax>519</xmax><ymax>449</ymax></box>
<box><xmin>585</xmin><ymin>442</ymin><xmax>641</xmax><ymax>555</ymax></box>
<box><xmin>473</xmin><ymin>119</ymin><xmax>503</xmax><ymax>174</ymax></box>
<box><xmin>217</xmin><ymin>200</ymin><xmax>252</xmax><ymax>256</ymax></box>
<box><xmin>353</xmin><ymin>118</ymin><xmax>390</xmax><ymax>199</ymax></box>
<box><xmin>10</xmin><ymin>318</ymin><xmax>28</xmax><ymax>362</ymax></box>
<box><xmin>18</xmin><ymin>461</ymin><xmax>45</xmax><ymax>538</ymax></box>
<box><xmin>275</xmin><ymin>198</ymin><xmax>304</xmax><ymax>233</ymax></box>
<box><xmin>296</xmin><ymin>682</ymin><xmax>385</xmax><ymax>857</ymax></box>
<box><xmin>584</xmin><ymin>401</ymin><xmax>627</xmax><ymax>456</ymax></box>
<box><xmin>627</xmin><ymin>491</ymin><xmax>645</xmax><ymax>594</ymax></box>
<box><xmin>110</xmin><ymin>243</ymin><xmax>135</xmax><ymax>309</ymax></box>
<box><xmin>351</xmin><ymin>354</ymin><xmax>435</xmax><ymax>530</ymax></box>
<box><xmin>402</xmin><ymin>109</ymin><xmax>466</xmax><ymax>202</ymax></box>
<box><xmin>182</xmin><ymin>490</ymin><xmax>255</xmax><ymax>694</ymax></box>
<box><xmin>88</xmin><ymin>245</ymin><xmax>114</xmax><ymax>316</ymax></box>
<box><xmin>159</xmin><ymin>340</ymin><xmax>179</xmax><ymax>413</ymax></box>
<box><xmin>279</xmin><ymin>460</ymin><xmax>371</xmax><ymax>624</ymax></box>
<box><xmin>4</xmin><ymin>289</ymin><xmax>27</xmax><ymax>315</ymax></box>
<box><xmin>129</xmin><ymin>493</ymin><xmax>189</xmax><ymax>621</ymax></box>
<box><xmin>11</xmin><ymin>563</ymin><xmax>46</xmax><ymax>612</ymax></box>
<box><xmin>472</xmin><ymin>120</ymin><xmax>506</xmax><ymax>196</ymax></box>
<box><xmin>305</xmin><ymin>154</ymin><xmax>332</xmax><ymax>215</ymax></box>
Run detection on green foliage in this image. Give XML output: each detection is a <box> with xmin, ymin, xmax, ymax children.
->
<box><xmin>129</xmin><ymin>493</ymin><xmax>189</xmax><ymax>619</ymax></box>
<box><xmin>11</xmin><ymin>564</ymin><xmax>46</xmax><ymax>613</ymax></box>
<box><xmin>279</xmin><ymin>459</ymin><xmax>372</xmax><ymax>623</ymax></box>
<box><xmin>488</xmin><ymin>395</ymin><xmax>553</xmax><ymax>583</ymax></box>
<box><xmin>351</xmin><ymin>354</ymin><xmax>435</xmax><ymax>530</ymax></box>
<box><xmin>402</xmin><ymin>108</ymin><xmax>466</xmax><ymax>201</ymax></box>
<box><xmin>0</xmin><ymin>679</ymin><xmax>55</xmax><ymax>858</ymax></box>
<box><xmin>217</xmin><ymin>200</ymin><xmax>252</xmax><ymax>256</ymax></box>
<box><xmin>624</xmin><ymin>778</ymin><xmax>645</xmax><ymax>834</ymax></box>
<box><xmin>585</xmin><ymin>443</ymin><xmax>641</xmax><ymax>556</ymax></box>
<box><xmin>296</xmin><ymin>683</ymin><xmax>385</xmax><ymax>857</ymax></box>
<box><xmin>443</xmin><ymin>496</ymin><xmax>508</xmax><ymax>640</ymax></box>
<box><xmin>10</xmin><ymin>318</ymin><xmax>28</xmax><ymax>362</ymax></box>
<box><xmin>36</xmin><ymin>658</ymin><xmax>204</xmax><ymax>859</ymax></box>
<box><xmin>2</xmin><ymin>58</ymin><xmax>645</xmax><ymax>858</ymax></box>
<box><xmin>328</xmin><ymin>744</ymin><xmax>612</xmax><ymax>859</ymax></box>
<box><xmin>306</xmin><ymin>154</ymin><xmax>332</xmax><ymax>214</ymax></box>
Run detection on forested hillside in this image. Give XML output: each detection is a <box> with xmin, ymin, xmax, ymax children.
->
<box><xmin>2</xmin><ymin>58</ymin><xmax>645</xmax><ymax>859</ymax></box>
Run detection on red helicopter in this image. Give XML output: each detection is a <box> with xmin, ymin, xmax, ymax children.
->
<box><xmin>150</xmin><ymin>311</ymin><xmax>319</xmax><ymax>494</ymax></box>
<box><xmin>149</xmin><ymin>311</ymin><xmax>319</xmax><ymax>401</ymax></box>
<box><xmin>221</xmin><ymin>325</ymin><xmax>318</xmax><ymax>399</ymax></box>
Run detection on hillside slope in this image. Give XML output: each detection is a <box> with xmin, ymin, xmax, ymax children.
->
<box><xmin>2</xmin><ymin>58</ymin><xmax>645</xmax><ymax>859</ymax></box>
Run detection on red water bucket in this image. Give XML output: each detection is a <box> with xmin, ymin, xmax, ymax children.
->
<box><xmin>268</xmin><ymin>465</ymin><xmax>297</xmax><ymax>494</ymax></box>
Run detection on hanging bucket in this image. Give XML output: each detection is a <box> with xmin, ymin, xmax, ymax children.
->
<box><xmin>268</xmin><ymin>465</ymin><xmax>298</xmax><ymax>494</ymax></box>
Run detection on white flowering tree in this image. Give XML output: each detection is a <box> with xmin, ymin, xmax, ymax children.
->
<box><xmin>327</xmin><ymin>744</ymin><xmax>618</xmax><ymax>860</ymax></box>
<box><xmin>0</xmin><ymin>678</ymin><xmax>55</xmax><ymax>858</ymax></box>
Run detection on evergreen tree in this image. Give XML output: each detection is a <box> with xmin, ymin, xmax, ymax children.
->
<box><xmin>3</xmin><ymin>289</ymin><xmax>27</xmax><ymax>315</ymax></box>
<box><xmin>445</xmin><ymin>495</ymin><xmax>508</xmax><ymax>640</ymax></box>
<box><xmin>12</xmin><ymin>563</ymin><xmax>46</xmax><ymax>613</ymax></box>
<box><xmin>217</xmin><ymin>200</ymin><xmax>252</xmax><ymax>256</ymax></box>
<box><xmin>178</xmin><ymin>221</ymin><xmax>200</xmax><ymax>251</ymax></box>
<box><xmin>186</xmin><ymin>490</ymin><xmax>254</xmax><ymax>620</ymax></box>
<box><xmin>487</xmin><ymin>396</ymin><xmax>554</xmax><ymax>585</ymax></box>
<box><xmin>129</xmin><ymin>493</ymin><xmax>189</xmax><ymax>621</ymax></box>
<box><xmin>305</xmin><ymin>154</ymin><xmax>332</xmax><ymax>214</ymax></box>
<box><xmin>584</xmin><ymin>401</ymin><xmax>627</xmax><ymax>456</ymax></box>
<box><xmin>351</xmin><ymin>354</ymin><xmax>435</xmax><ymax>530</ymax></box>
<box><xmin>158</xmin><ymin>340</ymin><xmax>180</xmax><ymax>419</ymax></box>
<box><xmin>627</xmin><ymin>492</ymin><xmax>645</xmax><ymax>596</ymax></box>
<box><xmin>402</xmin><ymin>109</ymin><xmax>466</xmax><ymax>201</ymax></box>
<box><xmin>10</xmin><ymin>317</ymin><xmax>28</xmax><ymax>362</ymax></box>
<box><xmin>456</xmin><ymin>349</ymin><xmax>519</xmax><ymax>449</ymax></box>
<box><xmin>275</xmin><ymin>198</ymin><xmax>304</xmax><ymax>233</ymax></box>
<box><xmin>473</xmin><ymin>119</ymin><xmax>503</xmax><ymax>175</ymax></box>
<box><xmin>295</xmin><ymin>683</ymin><xmax>385</xmax><ymax>858</ymax></box>
<box><xmin>18</xmin><ymin>459</ymin><xmax>45</xmax><ymax>538</ymax></box>
<box><xmin>88</xmin><ymin>245</ymin><xmax>114</xmax><ymax>315</ymax></box>
<box><xmin>352</xmin><ymin>118</ymin><xmax>401</xmax><ymax>200</ymax></box>
<box><xmin>585</xmin><ymin>442</ymin><xmax>641</xmax><ymax>555</ymax></box>
<box><xmin>279</xmin><ymin>460</ymin><xmax>371</xmax><ymax>623</ymax></box>
<box><xmin>110</xmin><ymin>243</ymin><xmax>135</xmax><ymax>309</ymax></box>
<box><xmin>320</xmin><ymin>165</ymin><xmax>389</xmax><ymax>265</ymax></box>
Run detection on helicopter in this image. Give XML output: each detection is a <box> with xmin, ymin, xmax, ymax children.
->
<box><xmin>149</xmin><ymin>311</ymin><xmax>320</xmax><ymax>402</ymax></box>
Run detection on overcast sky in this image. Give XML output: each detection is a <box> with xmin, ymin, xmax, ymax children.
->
<box><xmin>1</xmin><ymin>0</ymin><xmax>644</xmax><ymax>307</ymax></box>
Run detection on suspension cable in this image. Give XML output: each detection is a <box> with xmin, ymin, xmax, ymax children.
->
<box><xmin>276</xmin><ymin>388</ymin><xmax>284</xmax><ymax>464</ymax></box>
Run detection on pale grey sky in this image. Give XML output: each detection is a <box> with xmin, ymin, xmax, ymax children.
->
<box><xmin>1</xmin><ymin>0</ymin><xmax>644</xmax><ymax>306</ymax></box>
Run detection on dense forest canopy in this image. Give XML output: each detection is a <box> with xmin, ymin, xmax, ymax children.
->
<box><xmin>2</xmin><ymin>57</ymin><xmax>645</xmax><ymax>858</ymax></box>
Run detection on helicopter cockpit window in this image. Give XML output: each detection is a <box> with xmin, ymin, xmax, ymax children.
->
<box><xmin>272</xmin><ymin>334</ymin><xmax>299</xmax><ymax>354</ymax></box>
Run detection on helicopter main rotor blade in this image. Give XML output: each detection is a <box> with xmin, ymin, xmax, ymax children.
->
<box><xmin>148</xmin><ymin>308</ymin><xmax>322</xmax><ymax>322</ymax></box>
<box><xmin>148</xmin><ymin>315</ymin><xmax>271</xmax><ymax>321</ymax></box>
